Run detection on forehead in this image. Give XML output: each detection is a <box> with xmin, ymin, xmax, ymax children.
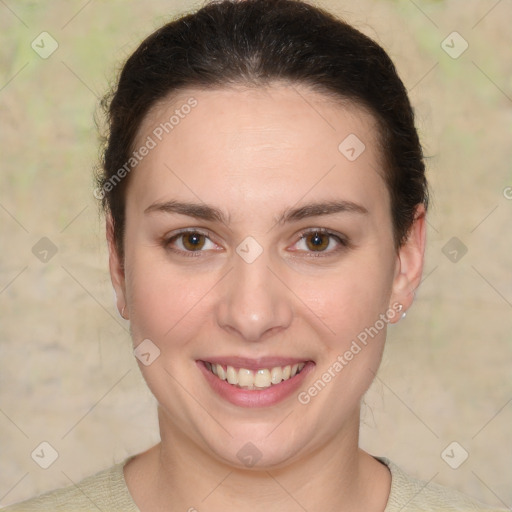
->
<box><xmin>128</xmin><ymin>84</ymin><xmax>388</xmax><ymax>219</ymax></box>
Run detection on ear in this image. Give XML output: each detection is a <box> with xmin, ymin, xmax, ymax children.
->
<box><xmin>388</xmin><ymin>204</ymin><xmax>427</xmax><ymax>323</ymax></box>
<box><xmin>106</xmin><ymin>213</ymin><xmax>128</xmax><ymax>319</ymax></box>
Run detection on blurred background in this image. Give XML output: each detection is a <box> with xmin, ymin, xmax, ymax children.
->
<box><xmin>0</xmin><ymin>0</ymin><xmax>511</xmax><ymax>508</ymax></box>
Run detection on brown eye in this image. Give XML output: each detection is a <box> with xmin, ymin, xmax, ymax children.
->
<box><xmin>292</xmin><ymin>228</ymin><xmax>348</xmax><ymax>256</ymax></box>
<box><xmin>181</xmin><ymin>232</ymin><xmax>206</xmax><ymax>251</ymax></box>
<box><xmin>165</xmin><ymin>230</ymin><xmax>217</xmax><ymax>256</ymax></box>
<box><xmin>305</xmin><ymin>231</ymin><xmax>330</xmax><ymax>252</ymax></box>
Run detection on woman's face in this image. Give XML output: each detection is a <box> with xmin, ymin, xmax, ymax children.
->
<box><xmin>109</xmin><ymin>84</ymin><xmax>425</xmax><ymax>468</ymax></box>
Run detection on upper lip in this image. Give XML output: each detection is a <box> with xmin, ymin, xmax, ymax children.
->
<box><xmin>200</xmin><ymin>356</ymin><xmax>312</xmax><ymax>371</ymax></box>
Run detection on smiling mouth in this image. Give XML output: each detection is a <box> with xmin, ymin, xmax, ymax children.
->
<box><xmin>204</xmin><ymin>361</ymin><xmax>307</xmax><ymax>390</ymax></box>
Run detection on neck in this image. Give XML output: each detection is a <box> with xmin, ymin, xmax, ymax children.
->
<box><xmin>124</xmin><ymin>406</ymin><xmax>390</xmax><ymax>512</ymax></box>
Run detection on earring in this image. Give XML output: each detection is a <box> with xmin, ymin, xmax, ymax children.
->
<box><xmin>396</xmin><ymin>303</ymin><xmax>406</xmax><ymax>320</ymax></box>
<box><xmin>121</xmin><ymin>305</ymin><xmax>128</xmax><ymax>319</ymax></box>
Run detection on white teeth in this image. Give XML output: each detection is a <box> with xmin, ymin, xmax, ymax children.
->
<box><xmin>254</xmin><ymin>369</ymin><xmax>271</xmax><ymax>388</ymax></box>
<box><xmin>238</xmin><ymin>368</ymin><xmax>253</xmax><ymax>387</ymax></box>
<box><xmin>215</xmin><ymin>364</ymin><xmax>226</xmax><ymax>380</ymax></box>
<box><xmin>206</xmin><ymin>362</ymin><xmax>307</xmax><ymax>389</ymax></box>
<box><xmin>270</xmin><ymin>366</ymin><xmax>283</xmax><ymax>384</ymax></box>
<box><xmin>226</xmin><ymin>365</ymin><xmax>238</xmax><ymax>385</ymax></box>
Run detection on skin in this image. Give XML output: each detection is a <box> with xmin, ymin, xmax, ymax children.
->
<box><xmin>107</xmin><ymin>83</ymin><xmax>426</xmax><ymax>512</ymax></box>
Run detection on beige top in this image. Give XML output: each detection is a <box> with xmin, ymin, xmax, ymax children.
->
<box><xmin>1</xmin><ymin>456</ymin><xmax>505</xmax><ymax>511</ymax></box>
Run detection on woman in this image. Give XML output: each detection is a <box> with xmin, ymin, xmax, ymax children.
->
<box><xmin>3</xmin><ymin>0</ymin><xmax>505</xmax><ymax>510</ymax></box>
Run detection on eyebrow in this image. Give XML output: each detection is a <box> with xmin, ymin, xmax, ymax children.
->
<box><xmin>144</xmin><ymin>199</ymin><xmax>368</xmax><ymax>225</ymax></box>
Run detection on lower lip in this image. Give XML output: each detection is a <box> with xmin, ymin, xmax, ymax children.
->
<box><xmin>197</xmin><ymin>360</ymin><xmax>315</xmax><ymax>408</ymax></box>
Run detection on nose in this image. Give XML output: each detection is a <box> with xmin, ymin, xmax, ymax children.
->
<box><xmin>215</xmin><ymin>246</ymin><xmax>293</xmax><ymax>343</ymax></box>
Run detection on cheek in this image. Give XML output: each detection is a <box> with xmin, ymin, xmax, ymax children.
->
<box><xmin>306</xmin><ymin>255</ymin><xmax>395</xmax><ymax>342</ymax></box>
<box><xmin>302</xmin><ymin>275</ymin><xmax>390</xmax><ymax>413</ymax></box>
<box><xmin>123</xmin><ymin>247</ymin><xmax>216</xmax><ymax>344</ymax></box>
<box><xmin>300</xmin><ymin>251</ymin><xmax>394</xmax><ymax>403</ymax></box>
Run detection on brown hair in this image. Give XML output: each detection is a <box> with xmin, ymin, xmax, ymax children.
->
<box><xmin>95</xmin><ymin>0</ymin><xmax>428</xmax><ymax>263</ymax></box>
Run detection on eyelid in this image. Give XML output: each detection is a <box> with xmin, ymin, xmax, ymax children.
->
<box><xmin>163</xmin><ymin>228</ymin><xmax>221</xmax><ymax>257</ymax></box>
<box><xmin>168</xmin><ymin>227</ymin><xmax>214</xmax><ymax>238</ymax></box>
<box><xmin>291</xmin><ymin>227</ymin><xmax>350</xmax><ymax>256</ymax></box>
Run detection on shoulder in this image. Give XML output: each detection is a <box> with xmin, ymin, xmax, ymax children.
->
<box><xmin>1</xmin><ymin>458</ymin><xmax>139</xmax><ymax>512</ymax></box>
<box><xmin>379</xmin><ymin>457</ymin><xmax>507</xmax><ymax>512</ymax></box>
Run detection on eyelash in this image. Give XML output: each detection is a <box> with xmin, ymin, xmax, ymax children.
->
<box><xmin>163</xmin><ymin>228</ymin><xmax>349</xmax><ymax>258</ymax></box>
